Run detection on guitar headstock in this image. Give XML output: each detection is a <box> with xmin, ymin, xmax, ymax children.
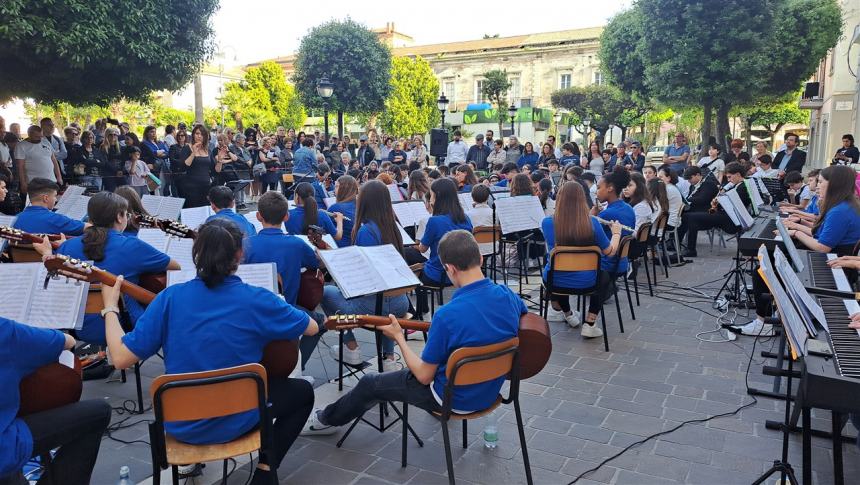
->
<box><xmin>0</xmin><ymin>225</ymin><xmax>26</xmax><ymax>243</ymax></box>
<box><xmin>324</xmin><ymin>314</ymin><xmax>366</xmax><ymax>329</ymax></box>
<box><xmin>135</xmin><ymin>214</ymin><xmax>159</xmax><ymax>229</ymax></box>
<box><xmin>159</xmin><ymin>219</ymin><xmax>197</xmax><ymax>239</ymax></box>
<box><xmin>43</xmin><ymin>254</ymin><xmax>99</xmax><ymax>284</ymax></box>
<box><xmin>307</xmin><ymin>225</ymin><xmax>331</xmax><ymax>250</ymax></box>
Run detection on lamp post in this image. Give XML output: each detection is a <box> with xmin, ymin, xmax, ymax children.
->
<box><xmin>553</xmin><ymin>112</ymin><xmax>562</xmax><ymax>141</ymax></box>
<box><xmin>316</xmin><ymin>75</ymin><xmax>334</xmax><ymax>146</ymax></box>
<box><xmin>508</xmin><ymin>104</ymin><xmax>517</xmax><ymax>137</ymax></box>
<box><xmin>437</xmin><ymin>94</ymin><xmax>449</xmax><ymax>129</ymax></box>
<box><xmin>581</xmin><ymin>117</ymin><xmax>591</xmax><ymax>148</ymax></box>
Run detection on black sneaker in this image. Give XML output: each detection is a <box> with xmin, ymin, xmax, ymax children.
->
<box><xmin>681</xmin><ymin>250</ymin><xmax>698</xmax><ymax>258</ymax></box>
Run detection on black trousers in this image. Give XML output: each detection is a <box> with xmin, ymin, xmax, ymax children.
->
<box><xmin>260</xmin><ymin>377</ymin><xmax>314</xmax><ymax>469</ymax></box>
<box><xmin>0</xmin><ymin>399</ymin><xmax>112</xmax><ymax>485</ymax></box>
<box><xmin>320</xmin><ymin>370</ymin><xmax>440</xmax><ymax>426</ymax></box>
<box><xmin>684</xmin><ymin>212</ymin><xmax>739</xmax><ymax>252</ymax></box>
<box><xmin>549</xmin><ymin>270</ymin><xmax>612</xmax><ymax>315</ymax></box>
<box><xmin>416</xmin><ymin>272</ymin><xmax>446</xmax><ymax>318</ymax></box>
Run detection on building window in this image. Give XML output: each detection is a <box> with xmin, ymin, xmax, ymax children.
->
<box><xmin>559</xmin><ymin>73</ymin><xmax>572</xmax><ymax>90</ymax></box>
<box><xmin>442</xmin><ymin>78</ymin><xmax>456</xmax><ymax>107</ymax></box>
<box><xmin>508</xmin><ymin>76</ymin><xmax>521</xmax><ymax>102</ymax></box>
<box><xmin>475</xmin><ymin>79</ymin><xmax>487</xmax><ymax>103</ymax></box>
<box><xmin>593</xmin><ymin>71</ymin><xmax>604</xmax><ymax>85</ymax></box>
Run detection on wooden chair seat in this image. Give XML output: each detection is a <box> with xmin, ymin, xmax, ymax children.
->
<box><xmin>431</xmin><ymin>395</ymin><xmax>503</xmax><ymax>421</ymax></box>
<box><xmin>165</xmin><ymin>430</ymin><xmax>260</xmax><ymax>465</ymax></box>
<box><xmin>282</xmin><ymin>174</ymin><xmax>295</xmax><ymax>183</ymax></box>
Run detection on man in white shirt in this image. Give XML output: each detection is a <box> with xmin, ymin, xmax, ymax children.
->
<box><xmin>15</xmin><ymin>125</ymin><xmax>63</xmax><ymax>193</ymax></box>
<box><xmin>547</xmin><ymin>135</ymin><xmax>562</xmax><ymax>159</ymax></box>
<box><xmin>40</xmin><ymin>117</ymin><xmax>67</xmax><ymax>174</ymax></box>
<box><xmin>445</xmin><ymin>130</ymin><xmax>467</xmax><ymax>166</ymax></box>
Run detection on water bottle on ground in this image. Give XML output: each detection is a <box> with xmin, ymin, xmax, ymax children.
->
<box><xmin>117</xmin><ymin>465</ymin><xmax>131</xmax><ymax>485</ymax></box>
<box><xmin>483</xmin><ymin>412</ymin><xmax>499</xmax><ymax>449</ymax></box>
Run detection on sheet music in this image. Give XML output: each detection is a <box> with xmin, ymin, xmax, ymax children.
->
<box><xmin>495</xmin><ymin>196</ymin><xmax>545</xmax><ymax>234</ymax></box>
<box><xmin>0</xmin><ymin>263</ymin><xmax>39</xmax><ymax>322</ymax></box>
<box><xmin>323</xmin><ymin>197</ymin><xmax>337</xmax><ymax>209</ymax></box>
<box><xmin>0</xmin><ymin>215</ymin><xmax>16</xmax><ymax>253</ymax></box>
<box><xmin>235</xmin><ymin>263</ymin><xmax>278</xmax><ymax>293</ymax></box>
<box><xmin>296</xmin><ymin>234</ymin><xmax>338</xmax><ymax>250</ymax></box>
<box><xmin>774</xmin><ymin>248</ymin><xmax>824</xmax><ymax>334</ymax></box>
<box><xmin>397</xmin><ymin>223</ymin><xmax>416</xmax><ymax>245</ymax></box>
<box><xmin>843</xmin><ymin>300</ymin><xmax>860</xmax><ymax>338</ymax></box>
<box><xmin>166</xmin><ymin>237</ymin><xmax>195</xmax><ymax>270</ymax></box>
<box><xmin>826</xmin><ymin>253</ymin><xmax>852</xmax><ymax>291</ymax></box>
<box><xmin>142</xmin><ymin>195</ymin><xmax>185</xmax><ymax>220</ymax></box>
<box><xmin>319</xmin><ymin>246</ymin><xmax>382</xmax><ymax>298</ymax></box>
<box><xmin>388</xmin><ymin>183</ymin><xmax>405</xmax><ymax>202</ymax></box>
<box><xmin>141</xmin><ymin>195</ymin><xmax>162</xmax><ymax>216</ymax></box>
<box><xmin>30</xmin><ymin>263</ymin><xmax>88</xmax><ymax>330</ymax></box>
<box><xmin>137</xmin><ymin>229</ymin><xmax>170</xmax><ymax>253</ymax></box>
<box><xmin>458</xmin><ymin>192</ymin><xmax>475</xmax><ymax>209</ymax></box>
<box><xmin>725</xmin><ymin>188</ymin><xmax>754</xmax><ymax>230</ymax></box>
<box><xmin>775</xmin><ymin>219</ymin><xmax>803</xmax><ymax>272</ymax></box>
<box><xmin>59</xmin><ymin>350</ymin><xmax>75</xmax><ymax>369</ymax></box>
<box><xmin>361</xmin><ymin>244</ymin><xmax>420</xmax><ymax>291</ymax></box>
<box><xmin>55</xmin><ymin>185</ymin><xmax>85</xmax><ymax>213</ymax></box>
<box><xmin>180</xmin><ymin>206</ymin><xmax>214</xmax><ymax>230</ymax></box>
<box><xmin>757</xmin><ymin>246</ymin><xmax>808</xmax><ymax>358</ymax></box>
<box><xmin>166</xmin><ymin>269</ymin><xmax>196</xmax><ymax>286</ymax></box>
<box><xmin>745</xmin><ymin>180</ymin><xmax>764</xmax><ymax>214</ymax></box>
<box><xmin>392</xmin><ymin>201</ymin><xmax>430</xmax><ymax>227</ymax></box>
<box><xmin>56</xmin><ymin>195</ymin><xmax>90</xmax><ymax>221</ymax></box>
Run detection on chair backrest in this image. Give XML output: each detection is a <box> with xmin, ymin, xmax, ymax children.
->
<box><xmin>282</xmin><ymin>173</ymin><xmax>295</xmax><ymax>183</ymax></box>
<box><xmin>446</xmin><ymin>337</ymin><xmax>519</xmax><ymax>386</ymax></box>
<box><xmin>652</xmin><ymin>212</ymin><xmax>669</xmax><ymax>236</ymax></box>
<box><xmin>472</xmin><ymin>225</ymin><xmax>501</xmax><ymax>245</ymax></box>
<box><xmin>85</xmin><ymin>285</ymin><xmax>104</xmax><ymax>314</ymax></box>
<box><xmin>617</xmin><ymin>235</ymin><xmax>633</xmax><ymax>260</ymax></box>
<box><xmin>549</xmin><ymin>246</ymin><xmax>601</xmax><ymax>272</ymax></box>
<box><xmin>635</xmin><ymin>222</ymin><xmax>651</xmax><ymax>243</ymax></box>
<box><xmin>150</xmin><ymin>363</ymin><xmax>267</xmax><ymax>423</ymax></box>
<box><xmin>409</xmin><ymin>263</ymin><xmax>424</xmax><ymax>277</ymax></box>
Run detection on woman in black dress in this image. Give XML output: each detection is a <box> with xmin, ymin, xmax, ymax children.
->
<box><xmin>182</xmin><ymin>125</ymin><xmax>213</xmax><ymax>208</ymax></box>
<box><xmin>168</xmin><ymin>130</ymin><xmax>191</xmax><ymax>198</ymax></box>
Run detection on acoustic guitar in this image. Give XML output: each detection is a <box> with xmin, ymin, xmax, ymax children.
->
<box><xmin>132</xmin><ymin>214</ymin><xmax>197</xmax><ymax>239</ymax></box>
<box><xmin>0</xmin><ymin>225</ymin><xmax>64</xmax><ymax>249</ymax></box>
<box><xmin>43</xmin><ymin>255</ymin><xmax>299</xmax><ymax>377</ymax></box>
<box><xmin>324</xmin><ymin>312</ymin><xmax>552</xmax><ymax>380</ymax></box>
<box><xmin>18</xmin><ymin>356</ymin><xmax>83</xmax><ymax>417</ymax></box>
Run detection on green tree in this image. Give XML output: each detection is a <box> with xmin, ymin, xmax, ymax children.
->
<box><xmin>551</xmin><ymin>85</ymin><xmax>649</xmax><ymax>144</ymax></box>
<box><xmin>733</xmin><ymin>95</ymin><xmax>807</xmax><ymax>150</ymax></box>
<box><xmin>480</xmin><ymin>70</ymin><xmax>512</xmax><ymax>138</ymax></box>
<box><xmin>222</xmin><ymin>61</ymin><xmax>306</xmax><ymax>132</ymax></box>
<box><xmin>293</xmin><ymin>19</ymin><xmax>391</xmax><ymax>135</ymax></box>
<box><xmin>0</xmin><ymin>0</ymin><xmax>217</xmax><ymax>105</ymax></box>
<box><xmin>380</xmin><ymin>56</ymin><xmax>440</xmax><ymax>137</ymax></box>
<box><xmin>599</xmin><ymin>8</ymin><xmax>650</xmax><ymax>102</ymax></box>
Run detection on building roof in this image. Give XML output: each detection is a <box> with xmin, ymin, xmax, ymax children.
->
<box><xmin>392</xmin><ymin>26</ymin><xmax>603</xmax><ymax>57</ymax></box>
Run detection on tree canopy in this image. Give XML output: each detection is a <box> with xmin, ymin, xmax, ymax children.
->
<box><xmin>380</xmin><ymin>56</ymin><xmax>439</xmax><ymax>137</ymax></box>
<box><xmin>598</xmin><ymin>8</ymin><xmax>649</xmax><ymax>102</ymax></box>
<box><xmin>0</xmin><ymin>0</ymin><xmax>217</xmax><ymax>105</ymax></box>
<box><xmin>481</xmin><ymin>70</ymin><xmax>512</xmax><ymax>137</ymax></box>
<box><xmin>293</xmin><ymin>19</ymin><xmax>391</xmax><ymax>115</ymax></box>
<box><xmin>223</xmin><ymin>61</ymin><xmax>305</xmax><ymax>132</ymax></box>
<box><xmin>551</xmin><ymin>85</ymin><xmax>649</xmax><ymax>143</ymax></box>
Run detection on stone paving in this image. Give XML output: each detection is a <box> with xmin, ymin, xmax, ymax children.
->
<box><xmin>81</xmin><ymin>238</ymin><xmax>860</xmax><ymax>484</ymax></box>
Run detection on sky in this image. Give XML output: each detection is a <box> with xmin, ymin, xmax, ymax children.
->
<box><xmin>212</xmin><ymin>0</ymin><xmax>634</xmax><ymax>65</ymax></box>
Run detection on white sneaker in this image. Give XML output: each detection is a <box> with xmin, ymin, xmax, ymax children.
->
<box><xmin>736</xmin><ymin>318</ymin><xmax>775</xmax><ymax>337</ymax></box>
<box><xmin>382</xmin><ymin>357</ymin><xmax>402</xmax><ymax>373</ymax></box>
<box><xmin>581</xmin><ymin>322</ymin><xmax>604</xmax><ymax>338</ymax></box>
<box><xmin>564</xmin><ymin>311</ymin><xmax>582</xmax><ymax>328</ymax></box>
<box><xmin>301</xmin><ymin>409</ymin><xmax>337</xmax><ymax>436</ymax></box>
<box><xmin>329</xmin><ymin>345</ymin><xmax>363</xmax><ymax>365</ymax></box>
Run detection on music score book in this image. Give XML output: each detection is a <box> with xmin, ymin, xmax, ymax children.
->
<box><xmin>392</xmin><ymin>200</ymin><xmax>430</xmax><ymax>228</ymax></box>
<box><xmin>55</xmin><ymin>194</ymin><xmax>90</xmax><ymax>221</ymax></box>
<box><xmin>773</xmin><ymin>247</ymin><xmax>825</xmax><ymax>335</ymax></box>
<box><xmin>757</xmin><ymin>245</ymin><xmax>807</xmax><ymax>358</ymax></box>
<box><xmin>142</xmin><ymin>195</ymin><xmax>185</xmax><ymax>220</ymax></box>
<box><xmin>744</xmin><ymin>179</ymin><xmax>765</xmax><ymax>215</ymax></box>
<box><xmin>323</xmin><ymin>197</ymin><xmax>337</xmax><ymax>209</ymax></box>
<box><xmin>716</xmin><ymin>188</ymin><xmax>754</xmax><ymax>230</ymax></box>
<box><xmin>167</xmin><ymin>263</ymin><xmax>278</xmax><ymax>293</ymax></box>
<box><xmin>458</xmin><ymin>193</ymin><xmax>475</xmax><ymax>209</ymax></box>
<box><xmin>495</xmin><ymin>195</ymin><xmax>545</xmax><ymax>234</ymax></box>
<box><xmin>318</xmin><ymin>244</ymin><xmax>420</xmax><ymax>299</ymax></box>
<box><xmin>135</xmin><ymin>229</ymin><xmax>196</xmax><ymax>270</ymax></box>
<box><xmin>55</xmin><ymin>185</ymin><xmax>85</xmax><ymax>211</ymax></box>
<box><xmin>180</xmin><ymin>206</ymin><xmax>214</xmax><ymax>230</ymax></box>
<box><xmin>388</xmin><ymin>184</ymin><xmax>405</xmax><ymax>202</ymax></box>
<box><xmin>0</xmin><ymin>262</ymin><xmax>88</xmax><ymax>330</ymax></box>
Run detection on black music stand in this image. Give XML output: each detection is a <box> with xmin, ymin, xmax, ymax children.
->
<box><xmin>761</xmin><ymin>177</ymin><xmax>788</xmax><ymax>204</ymax></box>
<box><xmin>713</xmin><ymin>193</ymin><xmax>756</xmax><ymax>308</ymax></box>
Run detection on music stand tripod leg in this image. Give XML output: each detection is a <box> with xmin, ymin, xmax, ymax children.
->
<box><xmin>751</xmin><ymin>356</ymin><xmax>799</xmax><ymax>485</ymax></box>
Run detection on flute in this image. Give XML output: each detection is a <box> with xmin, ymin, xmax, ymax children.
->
<box><xmin>594</xmin><ymin>216</ymin><xmax>634</xmax><ymax>233</ymax></box>
<box><xmin>321</xmin><ymin>209</ymin><xmax>352</xmax><ymax>222</ymax></box>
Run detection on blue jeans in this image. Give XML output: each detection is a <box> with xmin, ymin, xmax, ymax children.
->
<box><xmin>320</xmin><ymin>285</ymin><xmax>409</xmax><ymax>356</ymax></box>
<box><xmin>296</xmin><ymin>305</ymin><xmax>325</xmax><ymax>370</ymax></box>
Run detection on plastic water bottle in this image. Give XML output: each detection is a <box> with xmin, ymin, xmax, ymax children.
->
<box><xmin>483</xmin><ymin>412</ymin><xmax>499</xmax><ymax>449</ymax></box>
<box><xmin>117</xmin><ymin>466</ymin><xmax>131</xmax><ymax>485</ymax></box>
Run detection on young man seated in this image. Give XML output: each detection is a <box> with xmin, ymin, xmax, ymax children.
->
<box><xmin>302</xmin><ymin>229</ymin><xmax>527</xmax><ymax>434</ymax></box>
<box><xmin>13</xmin><ymin>178</ymin><xmax>85</xmax><ymax>236</ymax></box>
<box><xmin>205</xmin><ymin>185</ymin><xmax>257</xmax><ymax>236</ymax></box>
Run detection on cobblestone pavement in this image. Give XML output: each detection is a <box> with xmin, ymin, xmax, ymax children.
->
<box><xmin>83</xmin><ymin>238</ymin><xmax>860</xmax><ymax>484</ymax></box>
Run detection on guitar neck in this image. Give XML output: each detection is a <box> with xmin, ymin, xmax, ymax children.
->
<box><xmin>326</xmin><ymin>314</ymin><xmax>430</xmax><ymax>332</ymax></box>
<box><xmin>92</xmin><ymin>269</ymin><xmax>156</xmax><ymax>305</ymax></box>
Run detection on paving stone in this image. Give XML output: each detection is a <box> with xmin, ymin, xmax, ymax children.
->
<box><xmin>282</xmin><ymin>461</ymin><xmax>359</xmax><ymax>485</ymax></box>
<box><xmin>602</xmin><ymin>411</ymin><xmax>666</xmax><ymax>437</ymax></box>
<box><xmin>597</xmin><ymin>383</ymin><xmax>637</xmax><ymax>400</ymax></box>
<box><xmin>364</xmin><ymin>457</ymin><xmax>420</xmax><ymax>483</ymax></box>
<box><xmin>569</xmin><ymin>424</ymin><xmax>614</xmax><ymax>444</ymax></box>
<box><xmin>635</xmin><ymin>453</ymin><xmax>692</xmax><ymax>482</ymax></box>
<box><xmin>560</xmin><ymin>458</ymin><xmax>618</xmax><ymax>483</ymax></box>
<box><xmin>653</xmin><ymin>440</ymin><xmax>712</xmax><ymax>465</ymax></box>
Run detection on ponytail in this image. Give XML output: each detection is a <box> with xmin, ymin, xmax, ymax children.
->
<box><xmin>193</xmin><ymin>218</ymin><xmax>243</xmax><ymax>288</ymax></box>
<box><xmin>82</xmin><ymin>192</ymin><xmax>128</xmax><ymax>261</ymax></box>
<box><xmin>295</xmin><ymin>182</ymin><xmax>318</xmax><ymax>234</ymax></box>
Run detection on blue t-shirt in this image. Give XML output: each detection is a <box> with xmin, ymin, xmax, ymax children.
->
<box><xmin>0</xmin><ymin>318</ymin><xmax>65</xmax><ymax>477</ymax></box>
<box><xmin>328</xmin><ymin>200</ymin><xmax>356</xmax><ymax>247</ymax></box>
<box><xmin>58</xmin><ymin>230</ymin><xmax>171</xmax><ymax>345</ymax></box>
<box><xmin>559</xmin><ymin>155</ymin><xmax>580</xmax><ymax>166</ymax></box>
<box><xmin>664</xmin><ymin>144</ymin><xmax>691</xmax><ymax>173</ymax></box>
<box><xmin>541</xmin><ymin>216</ymin><xmax>609</xmax><ymax>288</ymax></box>
<box><xmin>421</xmin><ymin>214</ymin><xmax>473</xmax><ymax>283</ymax></box>
<box><xmin>598</xmin><ymin>200</ymin><xmax>635</xmax><ymax>273</ymax></box>
<box><xmin>459</xmin><ymin>184</ymin><xmax>473</xmax><ymax>194</ymax></box>
<box><xmin>285</xmin><ymin>207</ymin><xmax>337</xmax><ymax>237</ymax></box>
<box><xmin>805</xmin><ymin>195</ymin><xmax>819</xmax><ymax>215</ymax></box>
<box><xmin>206</xmin><ymin>208</ymin><xmax>257</xmax><ymax>237</ymax></box>
<box><xmin>517</xmin><ymin>152</ymin><xmax>539</xmax><ymax>169</ymax></box>
<box><xmin>311</xmin><ymin>180</ymin><xmax>328</xmax><ymax>208</ymax></box>
<box><xmin>354</xmin><ymin>221</ymin><xmax>383</xmax><ymax>247</ymax></box>
<box><xmin>13</xmin><ymin>206</ymin><xmax>85</xmax><ymax>236</ymax></box>
<box><xmin>122</xmin><ymin>276</ymin><xmax>309</xmax><ymax>444</ymax></box>
<box><xmin>244</xmin><ymin>228</ymin><xmax>318</xmax><ymax>305</ymax></box>
<box><xmin>814</xmin><ymin>201</ymin><xmax>860</xmax><ymax>250</ymax></box>
<box><xmin>421</xmin><ymin>279</ymin><xmax>526</xmax><ymax>412</ymax></box>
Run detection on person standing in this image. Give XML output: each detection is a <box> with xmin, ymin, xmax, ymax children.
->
<box><xmin>445</xmin><ymin>130</ymin><xmax>467</xmax><ymax>166</ymax></box>
<box><xmin>40</xmin><ymin>118</ymin><xmax>67</xmax><ymax>176</ymax></box>
<box><xmin>15</xmin><ymin>125</ymin><xmax>63</xmax><ymax>194</ymax></box>
<box><xmin>663</xmin><ymin>133</ymin><xmax>691</xmax><ymax>174</ymax></box>
<box><xmin>356</xmin><ymin>135</ymin><xmax>375</xmax><ymax>166</ymax></box>
<box><xmin>504</xmin><ymin>136</ymin><xmax>523</xmax><ymax>165</ymax></box>
<box><xmin>182</xmin><ymin>125</ymin><xmax>213</xmax><ymax>208</ymax></box>
<box><xmin>466</xmin><ymin>134</ymin><xmax>491</xmax><ymax>170</ymax></box>
<box><xmin>832</xmin><ymin>134</ymin><xmax>859</xmax><ymax>166</ymax></box>
<box><xmin>69</xmin><ymin>130</ymin><xmax>106</xmax><ymax>191</ymax></box>
<box><xmin>487</xmin><ymin>139</ymin><xmax>506</xmax><ymax>170</ymax></box>
<box><xmin>773</xmin><ymin>132</ymin><xmax>806</xmax><ymax>178</ymax></box>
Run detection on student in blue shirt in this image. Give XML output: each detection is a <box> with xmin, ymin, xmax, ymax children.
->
<box><xmin>312</xmin><ymin>163</ymin><xmax>331</xmax><ymax>208</ymax></box>
<box><xmin>205</xmin><ymin>185</ymin><xmax>257</xmax><ymax>236</ymax></box>
<box><xmin>100</xmin><ymin>218</ymin><xmax>318</xmax><ymax>485</ymax></box>
<box><xmin>0</xmin><ymin>318</ymin><xmax>111</xmax><ymax>485</ymax></box>
<box><xmin>784</xmin><ymin>165</ymin><xmax>860</xmax><ymax>255</ymax></box>
<box><xmin>415</xmin><ymin>178</ymin><xmax>473</xmax><ymax>319</ymax></box>
<box><xmin>327</xmin><ymin>175</ymin><xmax>357</xmax><ymax>247</ymax></box>
<box><xmin>321</xmin><ymin>180</ymin><xmax>411</xmax><ymax>371</ymax></box>
<box><xmin>286</xmin><ymin>182</ymin><xmax>343</xmax><ymax>240</ymax></box>
<box><xmin>541</xmin><ymin>182</ymin><xmax>621</xmax><ymax>338</ymax></box>
<box><xmin>494</xmin><ymin>162</ymin><xmax>519</xmax><ymax>188</ymax></box>
<box><xmin>592</xmin><ymin>167</ymin><xmax>636</xmax><ymax>274</ymax></box>
<box><xmin>13</xmin><ymin>178</ymin><xmax>85</xmax><ymax>236</ymax></box>
<box><xmin>244</xmin><ymin>191</ymin><xmax>325</xmax><ymax>376</ymax></box>
<box><xmin>302</xmin><ymin>230</ymin><xmax>525</xmax><ymax>435</ymax></box>
<box><xmin>559</xmin><ymin>142</ymin><xmax>580</xmax><ymax>167</ymax></box>
<box><xmin>453</xmin><ymin>164</ymin><xmax>478</xmax><ymax>193</ymax></box>
<box><xmin>35</xmin><ymin>192</ymin><xmax>180</xmax><ymax>345</ymax></box>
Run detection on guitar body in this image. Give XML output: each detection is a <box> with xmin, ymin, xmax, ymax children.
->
<box><xmin>18</xmin><ymin>359</ymin><xmax>83</xmax><ymax>417</ymax></box>
<box><xmin>297</xmin><ymin>269</ymin><xmax>324</xmax><ymax>310</ymax></box>
<box><xmin>260</xmin><ymin>340</ymin><xmax>299</xmax><ymax>378</ymax></box>
<box><xmin>139</xmin><ymin>272</ymin><xmax>167</xmax><ymax>294</ymax></box>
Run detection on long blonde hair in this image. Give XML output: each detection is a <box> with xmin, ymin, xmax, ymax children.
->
<box><xmin>554</xmin><ymin>182</ymin><xmax>594</xmax><ymax>246</ymax></box>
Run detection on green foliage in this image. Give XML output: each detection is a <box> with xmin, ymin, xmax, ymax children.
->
<box><xmin>480</xmin><ymin>70</ymin><xmax>512</xmax><ymax>133</ymax></box>
<box><xmin>551</xmin><ymin>85</ymin><xmax>649</xmax><ymax>137</ymax></box>
<box><xmin>222</xmin><ymin>61</ymin><xmax>306</xmax><ymax>132</ymax></box>
<box><xmin>380</xmin><ymin>57</ymin><xmax>439</xmax><ymax>137</ymax></box>
<box><xmin>23</xmin><ymin>97</ymin><xmax>194</xmax><ymax>135</ymax></box>
<box><xmin>293</xmin><ymin>19</ymin><xmax>391</xmax><ymax>114</ymax></box>
<box><xmin>734</xmin><ymin>95</ymin><xmax>807</xmax><ymax>137</ymax></box>
<box><xmin>599</xmin><ymin>8</ymin><xmax>650</xmax><ymax>101</ymax></box>
<box><xmin>0</xmin><ymin>0</ymin><xmax>217</xmax><ymax>105</ymax></box>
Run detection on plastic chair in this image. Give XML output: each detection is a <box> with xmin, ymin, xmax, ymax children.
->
<box><xmin>148</xmin><ymin>363</ymin><xmax>276</xmax><ymax>485</ymax></box>
<box><xmin>628</xmin><ymin>222</ymin><xmax>653</xmax><ymax>301</ymax></box>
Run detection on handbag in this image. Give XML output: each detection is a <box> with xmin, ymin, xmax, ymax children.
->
<box><xmin>252</xmin><ymin>162</ymin><xmax>266</xmax><ymax>177</ymax></box>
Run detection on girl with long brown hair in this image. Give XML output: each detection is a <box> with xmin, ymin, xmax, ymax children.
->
<box><xmin>784</xmin><ymin>165</ymin><xmax>860</xmax><ymax>254</ymax></box>
<box><xmin>286</xmin><ymin>182</ymin><xmax>344</xmax><ymax>241</ymax></box>
<box><xmin>115</xmin><ymin>185</ymin><xmax>151</xmax><ymax>235</ymax></box>
<box><xmin>329</xmin><ymin>175</ymin><xmax>358</xmax><ymax>247</ymax></box>
<box><xmin>540</xmin><ymin>181</ymin><xmax>621</xmax><ymax>338</ymax></box>
<box><xmin>407</xmin><ymin>169</ymin><xmax>430</xmax><ymax>201</ymax></box>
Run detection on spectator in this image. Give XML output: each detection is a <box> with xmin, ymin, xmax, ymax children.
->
<box><xmin>584</xmin><ymin>141</ymin><xmax>602</xmax><ymax>169</ymax></box>
<box><xmin>466</xmin><ymin>134</ymin><xmax>491</xmax><ymax>170</ymax></box>
<box><xmin>343</xmin><ymin>134</ymin><xmax>357</xmax><ymax>159</ymax></box>
<box><xmin>258</xmin><ymin>137</ymin><xmax>282</xmax><ymax>193</ymax></box>
<box><xmin>15</xmin><ymin>125</ymin><xmax>63</xmax><ymax>193</ymax></box>
<box><xmin>504</xmin><ymin>135</ymin><xmax>523</xmax><ymax>165</ymax></box>
<box><xmin>140</xmin><ymin>125</ymin><xmax>170</xmax><ymax>195</ymax></box>
<box><xmin>629</xmin><ymin>142</ymin><xmax>646</xmax><ymax>171</ymax></box>
<box><xmin>407</xmin><ymin>135</ymin><xmax>427</xmax><ymax>166</ymax></box>
<box><xmin>487</xmin><ymin>139</ymin><xmax>506</xmax><ymax>170</ymax></box>
<box><xmin>608</xmin><ymin>142</ymin><xmax>632</xmax><ymax>171</ymax></box>
<box><xmin>40</xmin><ymin>117</ymin><xmax>68</xmax><ymax>175</ymax></box>
<box><xmin>69</xmin><ymin>130</ymin><xmax>106</xmax><ymax>191</ymax></box>
<box><xmin>537</xmin><ymin>143</ymin><xmax>556</xmax><ymax>167</ymax></box>
<box><xmin>833</xmin><ymin>134</ymin><xmax>859</xmax><ymax>166</ymax></box>
<box><xmin>546</xmin><ymin>135</ymin><xmax>562</xmax><ymax>159</ymax></box>
<box><xmin>168</xmin><ymin>130</ymin><xmax>191</xmax><ymax>197</ymax></box>
<box><xmin>352</xmin><ymin>134</ymin><xmax>373</xmax><ymax>167</ymax></box>
<box><xmin>163</xmin><ymin>124</ymin><xmax>177</xmax><ymax>147</ymax></box>
<box><xmin>380</xmin><ymin>137</ymin><xmax>394</xmax><ymax>161</ymax></box>
<box><xmin>293</xmin><ymin>137</ymin><xmax>319</xmax><ymax>182</ymax></box>
<box><xmin>750</xmin><ymin>141</ymin><xmax>770</xmax><ymax>166</ymax></box>
<box><xmin>517</xmin><ymin>142</ymin><xmax>539</xmax><ymax>169</ymax></box>
<box><xmin>724</xmin><ymin>138</ymin><xmax>749</xmax><ymax>164</ymax></box>
<box><xmin>445</xmin><ymin>130</ymin><xmax>468</xmax><ymax>166</ymax></box>
<box><xmin>125</xmin><ymin>146</ymin><xmax>150</xmax><ymax>196</ymax></box>
<box><xmin>663</xmin><ymin>132</ymin><xmax>691</xmax><ymax>174</ymax></box>
<box><xmin>100</xmin><ymin>128</ymin><xmax>125</xmax><ymax>192</ymax></box>
<box><xmin>559</xmin><ymin>142</ymin><xmax>580</xmax><ymax>167</ymax></box>
<box><xmin>388</xmin><ymin>140</ymin><xmax>407</xmax><ymax>164</ymax></box>
<box><xmin>773</xmin><ymin>132</ymin><xmax>806</xmax><ymax>177</ymax></box>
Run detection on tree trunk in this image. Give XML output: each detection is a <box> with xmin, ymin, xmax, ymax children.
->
<box><xmin>594</xmin><ymin>126</ymin><xmax>606</xmax><ymax>147</ymax></box>
<box><xmin>619</xmin><ymin>126</ymin><xmax>628</xmax><ymax>141</ymax></box>
<box><xmin>337</xmin><ymin>111</ymin><xmax>344</xmax><ymax>139</ymax></box>
<box><xmin>700</xmin><ymin>98</ymin><xmax>713</xmax><ymax>160</ymax></box>
<box><xmin>715</xmin><ymin>101</ymin><xmax>731</xmax><ymax>150</ymax></box>
<box><xmin>743</xmin><ymin>117</ymin><xmax>753</xmax><ymax>154</ymax></box>
<box><xmin>193</xmin><ymin>75</ymin><xmax>204</xmax><ymax>125</ymax></box>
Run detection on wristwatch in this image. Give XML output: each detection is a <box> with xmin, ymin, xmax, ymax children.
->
<box><xmin>100</xmin><ymin>306</ymin><xmax>120</xmax><ymax>318</ymax></box>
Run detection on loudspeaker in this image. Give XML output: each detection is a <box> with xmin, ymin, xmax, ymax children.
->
<box><xmin>803</xmin><ymin>82</ymin><xmax>820</xmax><ymax>99</ymax></box>
<box><xmin>429</xmin><ymin>129</ymin><xmax>448</xmax><ymax>157</ymax></box>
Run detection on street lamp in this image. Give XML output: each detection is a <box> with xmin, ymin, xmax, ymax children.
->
<box><xmin>316</xmin><ymin>75</ymin><xmax>334</xmax><ymax>145</ymax></box>
<box><xmin>581</xmin><ymin>117</ymin><xmax>591</xmax><ymax>148</ymax></box>
<box><xmin>508</xmin><ymin>104</ymin><xmax>518</xmax><ymax>137</ymax></box>
<box><xmin>553</xmin><ymin>112</ymin><xmax>562</xmax><ymax>140</ymax></box>
<box><xmin>437</xmin><ymin>93</ymin><xmax>449</xmax><ymax>129</ymax></box>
